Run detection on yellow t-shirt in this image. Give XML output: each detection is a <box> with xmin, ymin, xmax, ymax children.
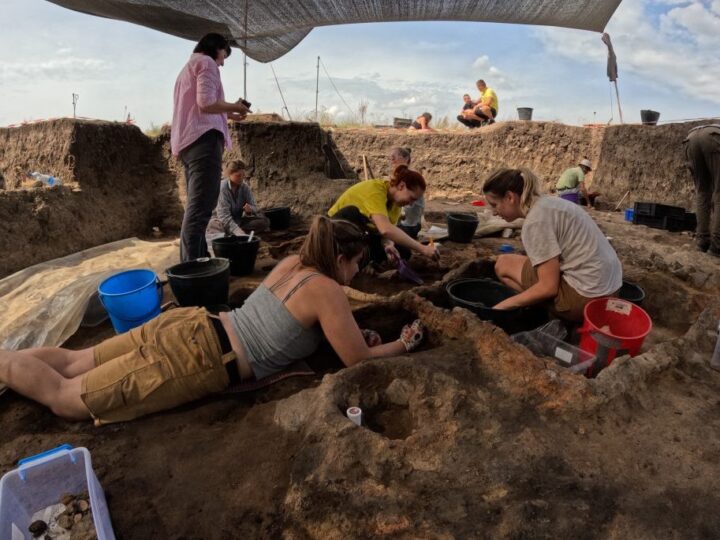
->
<box><xmin>328</xmin><ymin>179</ymin><xmax>401</xmax><ymax>228</ymax></box>
<box><xmin>481</xmin><ymin>87</ymin><xmax>499</xmax><ymax>113</ymax></box>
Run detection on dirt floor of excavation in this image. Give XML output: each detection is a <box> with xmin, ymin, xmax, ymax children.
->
<box><xmin>2</xmin><ymin>208</ymin><xmax>719</xmax><ymax>538</ymax></box>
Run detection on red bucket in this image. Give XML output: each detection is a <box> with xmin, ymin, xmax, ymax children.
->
<box><xmin>579</xmin><ymin>298</ymin><xmax>652</xmax><ymax>364</ymax></box>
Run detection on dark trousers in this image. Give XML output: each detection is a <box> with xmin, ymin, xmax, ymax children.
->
<box><xmin>179</xmin><ymin>129</ymin><xmax>224</xmax><ymax>261</ymax></box>
<box><xmin>685</xmin><ymin>126</ymin><xmax>720</xmax><ymax>249</ymax></box>
<box><xmin>397</xmin><ymin>223</ymin><xmax>421</xmax><ymax>260</ymax></box>
<box><xmin>331</xmin><ymin>206</ymin><xmax>386</xmax><ymax>264</ymax></box>
<box><xmin>457</xmin><ymin>115</ymin><xmax>482</xmax><ymax>128</ymax></box>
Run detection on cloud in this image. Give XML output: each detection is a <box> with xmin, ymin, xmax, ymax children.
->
<box><xmin>536</xmin><ymin>0</ymin><xmax>720</xmax><ymax>104</ymax></box>
<box><xmin>472</xmin><ymin>55</ymin><xmax>490</xmax><ymax>69</ymax></box>
<box><xmin>0</xmin><ymin>56</ymin><xmax>110</xmax><ymax>82</ymax></box>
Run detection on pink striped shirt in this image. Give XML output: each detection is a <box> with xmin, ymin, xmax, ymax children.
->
<box><xmin>171</xmin><ymin>53</ymin><xmax>231</xmax><ymax>156</ymax></box>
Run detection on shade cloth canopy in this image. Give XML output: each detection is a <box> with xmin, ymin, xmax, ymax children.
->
<box><xmin>48</xmin><ymin>0</ymin><xmax>622</xmax><ymax>62</ymax></box>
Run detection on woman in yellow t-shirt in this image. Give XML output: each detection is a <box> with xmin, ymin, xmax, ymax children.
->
<box><xmin>328</xmin><ymin>165</ymin><xmax>438</xmax><ymax>263</ymax></box>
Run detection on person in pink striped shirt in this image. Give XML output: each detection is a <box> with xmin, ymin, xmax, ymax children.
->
<box><xmin>171</xmin><ymin>33</ymin><xmax>250</xmax><ymax>261</ymax></box>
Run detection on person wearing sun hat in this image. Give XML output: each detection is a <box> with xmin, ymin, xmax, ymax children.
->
<box><xmin>556</xmin><ymin>158</ymin><xmax>598</xmax><ymax>206</ymax></box>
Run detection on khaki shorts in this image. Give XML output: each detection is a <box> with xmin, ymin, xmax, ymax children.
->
<box><xmin>520</xmin><ymin>259</ymin><xmax>602</xmax><ymax>322</ymax></box>
<box><xmin>81</xmin><ymin>307</ymin><xmax>231</xmax><ymax>425</ymax></box>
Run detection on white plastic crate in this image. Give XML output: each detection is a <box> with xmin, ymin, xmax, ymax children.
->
<box><xmin>0</xmin><ymin>445</ymin><xmax>115</xmax><ymax>540</ymax></box>
<box><xmin>513</xmin><ymin>330</ymin><xmax>597</xmax><ymax>375</ymax></box>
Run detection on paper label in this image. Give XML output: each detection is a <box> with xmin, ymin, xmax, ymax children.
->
<box><xmin>606</xmin><ymin>298</ymin><xmax>632</xmax><ymax>316</ymax></box>
<box><xmin>554</xmin><ymin>346</ymin><xmax>574</xmax><ymax>365</ymax></box>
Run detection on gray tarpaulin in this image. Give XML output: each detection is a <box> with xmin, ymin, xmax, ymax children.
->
<box><xmin>47</xmin><ymin>0</ymin><xmax>623</xmax><ymax>62</ymax></box>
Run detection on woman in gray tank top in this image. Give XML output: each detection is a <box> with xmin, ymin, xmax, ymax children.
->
<box><xmin>0</xmin><ymin>217</ymin><xmax>425</xmax><ymax>424</ymax></box>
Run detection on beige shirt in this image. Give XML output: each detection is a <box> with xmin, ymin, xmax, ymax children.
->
<box><xmin>521</xmin><ymin>196</ymin><xmax>622</xmax><ymax>298</ymax></box>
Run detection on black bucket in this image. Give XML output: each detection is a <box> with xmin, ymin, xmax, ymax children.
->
<box><xmin>212</xmin><ymin>235</ymin><xmax>260</xmax><ymax>276</ymax></box>
<box><xmin>447</xmin><ymin>213</ymin><xmax>479</xmax><ymax>243</ymax></box>
<box><xmin>166</xmin><ymin>257</ymin><xmax>230</xmax><ymax>307</ymax></box>
<box><xmin>264</xmin><ymin>207</ymin><xmax>291</xmax><ymax>230</ymax></box>
<box><xmin>517</xmin><ymin>107</ymin><xmax>533</xmax><ymax>121</ymax></box>
<box><xmin>618</xmin><ymin>280</ymin><xmax>646</xmax><ymax>305</ymax></box>
<box><xmin>640</xmin><ymin>110</ymin><xmax>660</xmax><ymax>126</ymax></box>
<box><xmin>446</xmin><ymin>278</ymin><xmax>546</xmax><ymax>333</ymax></box>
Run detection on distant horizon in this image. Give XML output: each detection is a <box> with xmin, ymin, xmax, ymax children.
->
<box><xmin>1</xmin><ymin>0</ymin><xmax>718</xmax><ymax>131</ymax></box>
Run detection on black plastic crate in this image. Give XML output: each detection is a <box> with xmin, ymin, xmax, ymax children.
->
<box><xmin>684</xmin><ymin>212</ymin><xmax>697</xmax><ymax>231</ymax></box>
<box><xmin>632</xmin><ymin>214</ymin><xmax>686</xmax><ymax>232</ymax></box>
<box><xmin>633</xmin><ymin>202</ymin><xmax>685</xmax><ymax>219</ymax></box>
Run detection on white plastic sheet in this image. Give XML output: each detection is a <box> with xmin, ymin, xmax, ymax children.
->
<box><xmin>0</xmin><ymin>238</ymin><xmax>179</xmax><ymax>352</ymax></box>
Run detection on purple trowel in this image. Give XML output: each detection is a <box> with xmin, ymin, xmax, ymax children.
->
<box><xmin>397</xmin><ymin>259</ymin><xmax>424</xmax><ymax>285</ymax></box>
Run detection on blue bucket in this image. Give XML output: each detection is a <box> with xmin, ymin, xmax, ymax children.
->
<box><xmin>624</xmin><ymin>208</ymin><xmax>634</xmax><ymax>222</ymax></box>
<box><xmin>98</xmin><ymin>269</ymin><xmax>162</xmax><ymax>333</ymax></box>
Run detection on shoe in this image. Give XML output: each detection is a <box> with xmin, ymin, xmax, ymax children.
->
<box><xmin>697</xmin><ymin>241</ymin><xmax>710</xmax><ymax>252</ymax></box>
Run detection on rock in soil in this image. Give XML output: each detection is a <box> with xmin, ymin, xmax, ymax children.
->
<box><xmin>28</xmin><ymin>519</ymin><xmax>47</xmax><ymax>537</ymax></box>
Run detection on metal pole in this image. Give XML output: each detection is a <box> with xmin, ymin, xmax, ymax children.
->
<box><xmin>315</xmin><ymin>56</ymin><xmax>320</xmax><ymax>121</ymax></box>
<box><xmin>614</xmin><ymin>81</ymin><xmax>624</xmax><ymax>124</ymax></box>
<box><xmin>243</xmin><ymin>0</ymin><xmax>248</xmax><ymax>100</ymax></box>
<box><xmin>243</xmin><ymin>52</ymin><xmax>247</xmax><ymax>100</ymax></box>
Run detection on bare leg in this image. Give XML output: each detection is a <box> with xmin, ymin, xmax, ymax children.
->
<box><xmin>495</xmin><ymin>254</ymin><xmax>529</xmax><ymax>292</ymax></box>
<box><xmin>0</xmin><ymin>349</ymin><xmax>90</xmax><ymax>420</ymax></box>
<box><xmin>18</xmin><ymin>347</ymin><xmax>95</xmax><ymax>378</ymax></box>
<box><xmin>479</xmin><ymin>105</ymin><xmax>494</xmax><ymax>119</ymax></box>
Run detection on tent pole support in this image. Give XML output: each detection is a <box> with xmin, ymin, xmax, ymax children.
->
<box><xmin>614</xmin><ymin>80</ymin><xmax>623</xmax><ymax>124</ymax></box>
<box><xmin>315</xmin><ymin>56</ymin><xmax>320</xmax><ymax>122</ymax></box>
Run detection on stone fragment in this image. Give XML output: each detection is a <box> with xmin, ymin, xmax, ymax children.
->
<box><xmin>28</xmin><ymin>520</ymin><xmax>47</xmax><ymax>537</ymax></box>
<box><xmin>57</xmin><ymin>514</ymin><xmax>74</xmax><ymax>530</ymax></box>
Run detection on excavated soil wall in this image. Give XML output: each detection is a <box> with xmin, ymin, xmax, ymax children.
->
<box><xmin>0</xmin><ymin>120</ymin><xmax>181</xmax><ymax>277</ymax></box>
<box><xmin>0</xmin><ymin>118</ymin><xmax>708</xmax><ymax>276</ymax></box>
<box><xmin>160</xmin><ymin>121</ymin><xmax>351</xmax><ymax>218</ymax></box>
<box><xmin>330</xmin><ymin>121</ymin><xmax>705</xmax><ymax>209</ymax></box>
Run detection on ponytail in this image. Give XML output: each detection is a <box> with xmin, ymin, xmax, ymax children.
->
<box><xmin>482</xmin><ymin>167</ymin><xmax>542</xmax><ymax>215</ymax></box>
<box><xmin>299</xmin><ymin>216</ymin><xmax>366</xmax><ymax>281</ymax></box>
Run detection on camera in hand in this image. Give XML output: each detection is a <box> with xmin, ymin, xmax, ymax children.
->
<box><xmin>238</xmin><ymin>98</ymin><xmax>252</xmax><ymax>110</ymax></box>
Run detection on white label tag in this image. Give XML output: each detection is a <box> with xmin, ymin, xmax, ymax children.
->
<box><xmin>606</xmin><ymin>298</ymin><xmax>632</xmax><ymax>316</ymax></box>
<box><xmin>554</xmin><ymin>346</ymin><xmax>574</xmax><ymax>365</ymax></box>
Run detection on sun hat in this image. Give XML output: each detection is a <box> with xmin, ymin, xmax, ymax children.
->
<box><xmin>579</xmin><ymin>158</ymin><xmax>592</xmax><ymax>170</ymax></box>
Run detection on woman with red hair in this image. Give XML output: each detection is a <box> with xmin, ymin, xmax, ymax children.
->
<box><xmin>328</xmin><ymin>165</ymin><xmax>438</xmax><ymax>263</ymax></box>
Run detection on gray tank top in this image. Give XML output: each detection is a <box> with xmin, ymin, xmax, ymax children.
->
<box><xmin>229</xmin><ymin>268</ymin><xmax>322</xmax><ymax>380</ymax></box>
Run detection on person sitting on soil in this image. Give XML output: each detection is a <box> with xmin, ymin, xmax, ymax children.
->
<box><xmin>408</xmin><ymin>112</ymin><xmax>433</xmax><ymax>132</ymax></box>
<box><xmin>556</xmin><ymin>159</ymin><xmax>600</xmax><ymax>207</ymax></box>
<box><xmin>483</xmin><ymin>168</ymin><xmax>622</xmax><ymax>322</ymax></box>
<box><xmin>393</xmin><ymin>147</ymin><xmax>425</xmax><ymax>241</ymax></box>
<box><xmin>457</xmin><ymin>93</ymin><xmax>482</xmax><ymax>129</ymax></box>
<box><xmin>206</xmin><ymin>159</ymin><xmax>270</xmax><ymax>243</ymax></box>
<box><xmin>684</xmin><ymin>123</ymin><xmax>720</xmax><ymax>256</ymax></box>
<box><xmin>0</xmin><ymin>217</ymin><xmax>426</xmax><ymax>425</ymax></box>
<box><xmin>461</xmin><ymin>80</ymin><xmax>498</xmax><ymax>127</ymax></box>
<box><xmin>328</xmin><ymin>165</ymin><xmax>438</xmax><ymax>265</ymax></box>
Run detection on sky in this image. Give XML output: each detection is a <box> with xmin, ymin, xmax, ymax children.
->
<box><xmin>0</xmin><ymin>0</ymin><xmax>718</xmax><ymax>130</ymax></box>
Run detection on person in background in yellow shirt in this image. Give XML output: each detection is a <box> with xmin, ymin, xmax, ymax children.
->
<box><xmin>328</xmin><ymin>165</ymin><xmax>438</xmax><ymax>264</ymax></box>
<box><xmin>462</xmin><ymin>79</ymin><xmax>498</xmax><ymax>126</ymax></box>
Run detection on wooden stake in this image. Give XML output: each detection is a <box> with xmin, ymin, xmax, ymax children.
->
<box><xmin>614</xmin><ymin>190</ymin><xmax>630</xmax><ymax>211</ymax></box>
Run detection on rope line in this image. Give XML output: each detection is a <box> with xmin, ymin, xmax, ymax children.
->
<box><xmin>319</xmin><ymin>58</ymin><xmax>355</xmax><ymax>118</ymax></box>
<box><xmin>269</xmin><ymin>63</ymin><xmax>292</xmax><ymax>120</ymax></box>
